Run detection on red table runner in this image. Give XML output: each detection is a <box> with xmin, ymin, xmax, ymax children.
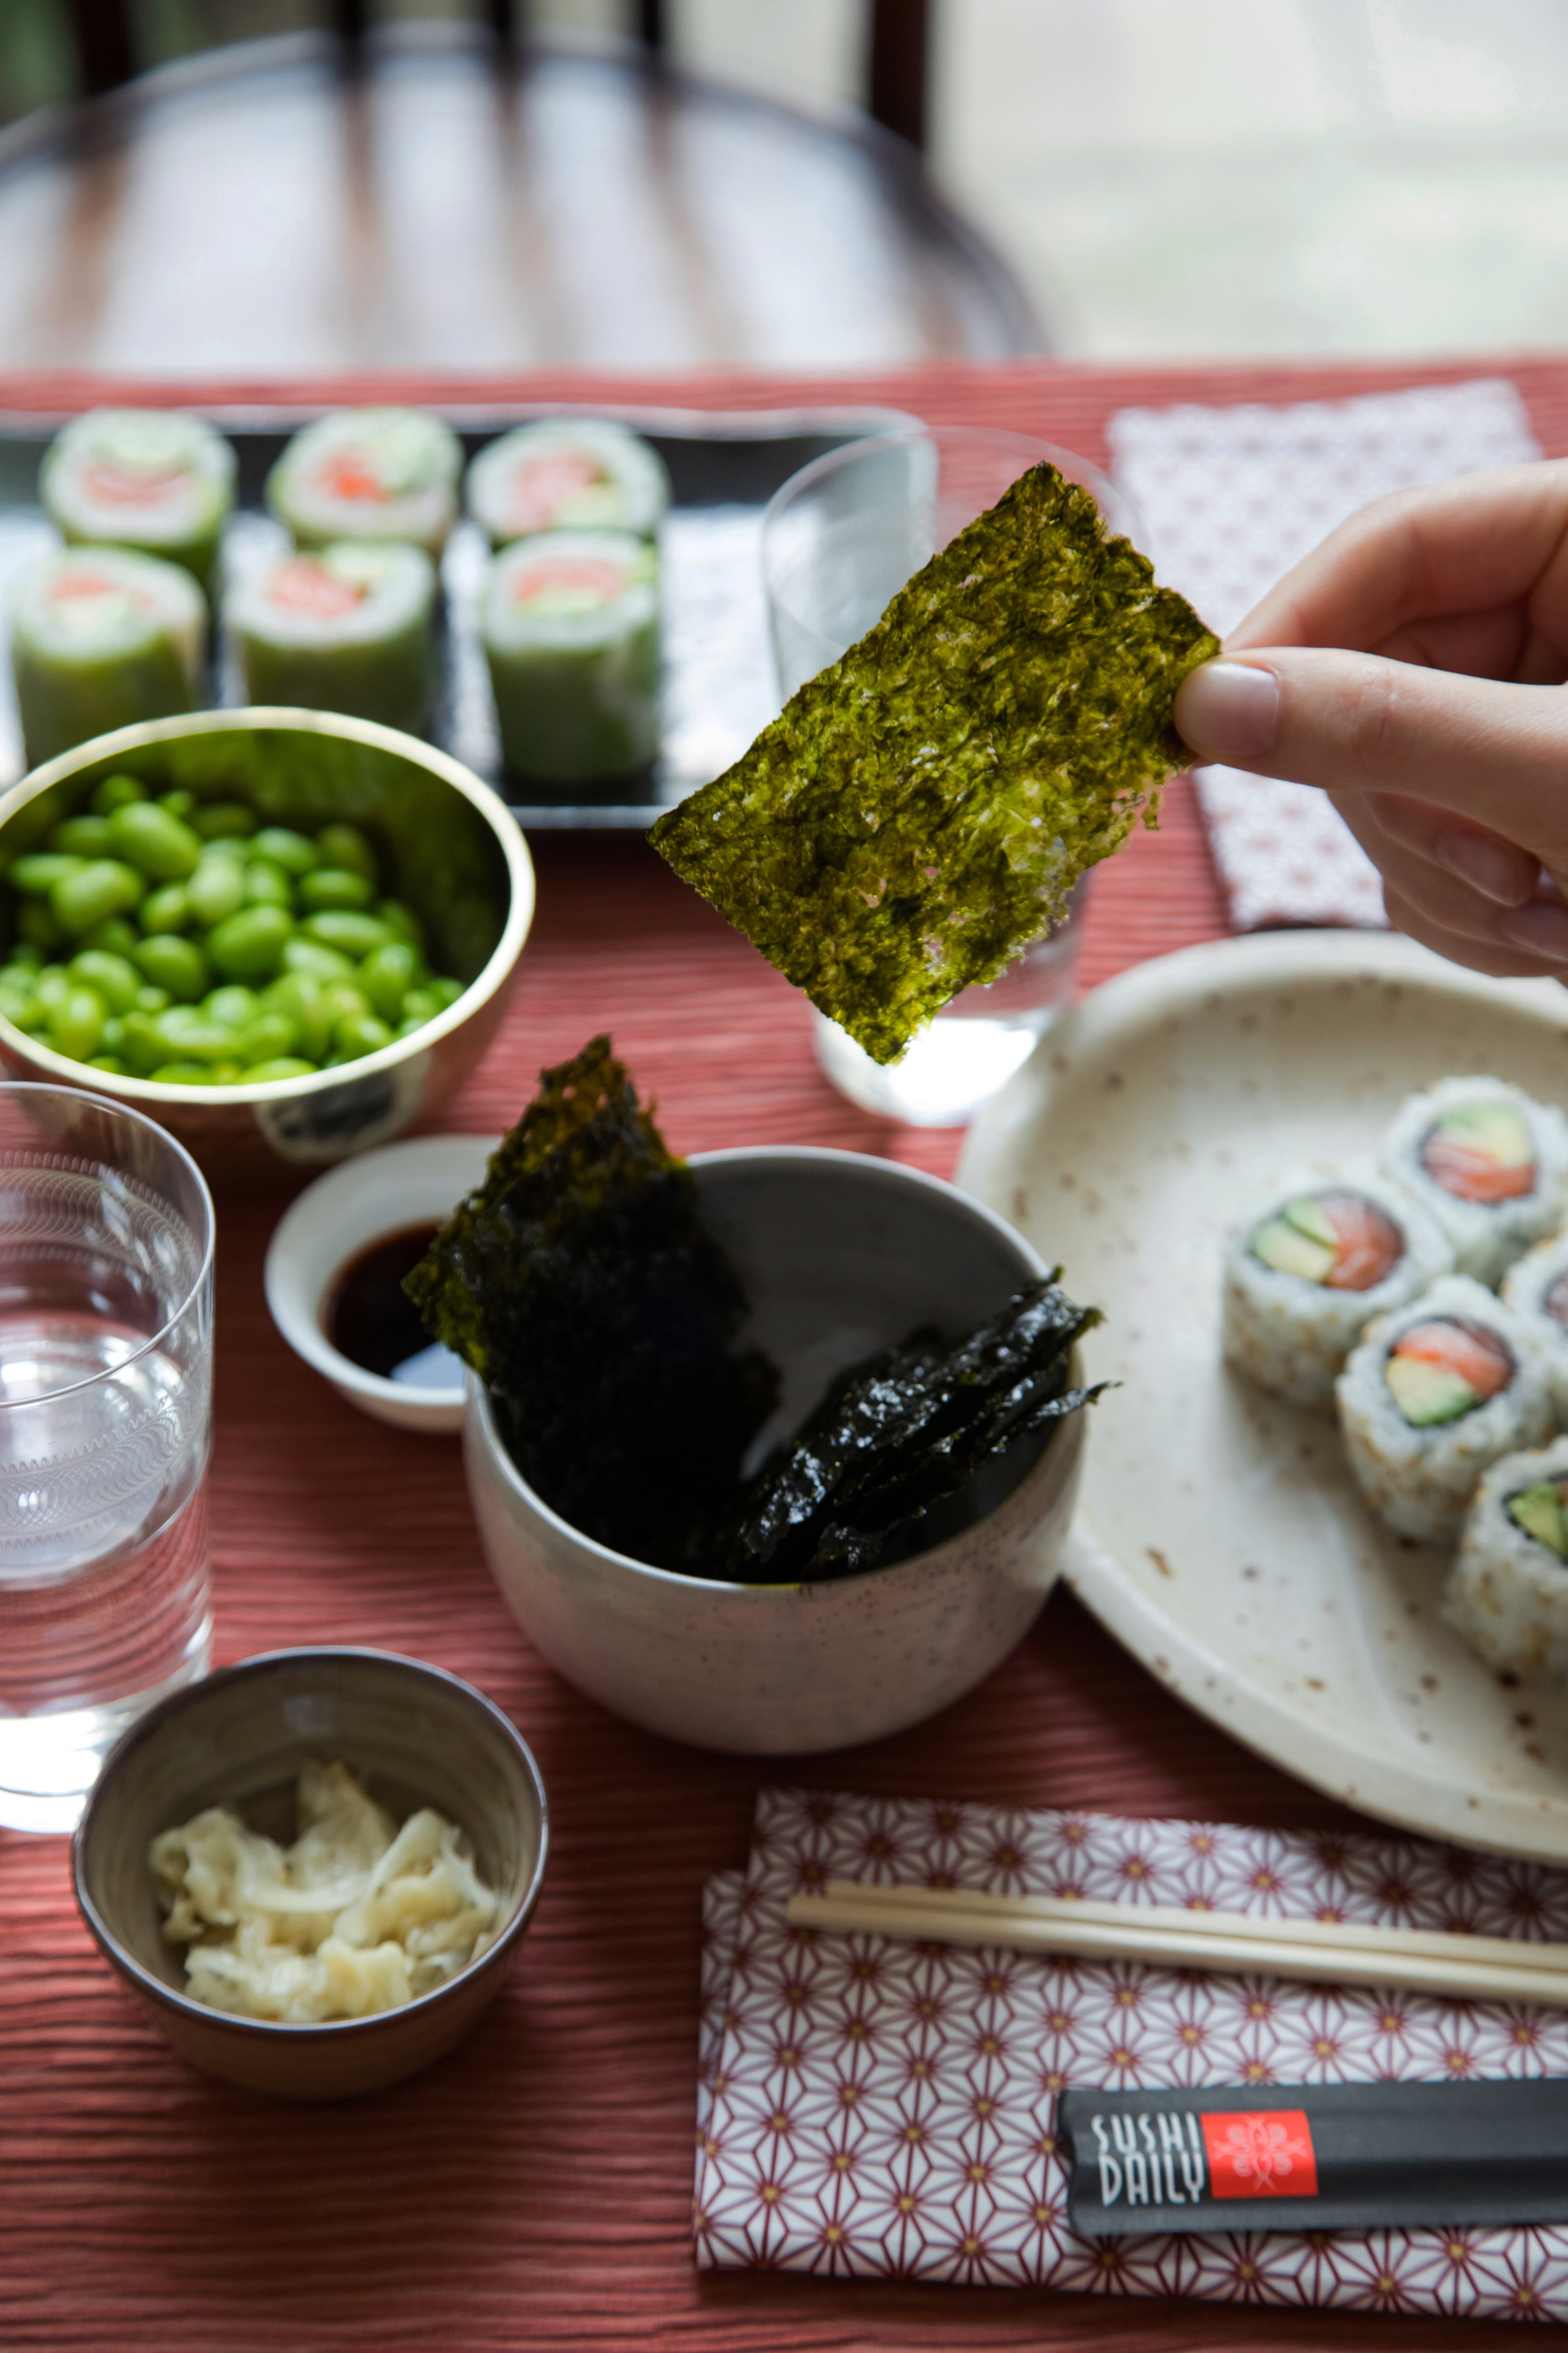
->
<box><xmin>3</xmin><ymin>355</ymin><xmax>1565</xmax><ymax>2353</ymax></box>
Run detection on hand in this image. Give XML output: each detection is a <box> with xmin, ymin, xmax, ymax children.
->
<box><xmin>1171</xmin><ymin>460</ymin><xmax>1568</xmax><ymax>980</ymax></box>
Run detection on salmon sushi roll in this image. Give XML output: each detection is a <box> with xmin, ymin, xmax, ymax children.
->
<box><xmin>467</xmin><ymin>419</ymin><xmax>670</xmax><ymax>550</ymax></box>
<box><xmin>1446</xmin><ymin>1435</ymin><xmax>1568</xmax><ymax>1680</ymax></box>
<box><xmin>267</xmin><ymin>409</ymin><xmax>463</xmax><ymax>559</ymax></box>
<box><xmin>1382</xmin><ymin>1076</ymin><xmax>1568</xmax><ymax>1287</ymax></box>
<box><xmin>481</xmin><ymin>529</ymin><xmax>659</xmax><ymax>784</ymax></box>
<box><xmin>1335</xmin><ymin>1275</ymin><xmax>1552</xmax><ymax>1545</ymax></box>
<box><xmin>226</xmin><ymin>542</ymin><xmax>437</xmax><ymax>735</ymax></box>
<box><xmin>1500</xmin><ymin>1230</ymin><xmax>1568</xmax><ymax>1426</ymax></box>
<box><xmin>1222</xmin><ymin>1167</ymin><xmax>1451</xmax><ymax>1405</ymax></box>
<box><xmin>41</xmin><ymin>408</ymin><xmax>235</xmax><ymax>593</ymax></box>
<box><xmin>10</xmin><ymin>548</ymin><xmax>206</xmax><ymax>769</ymax></box>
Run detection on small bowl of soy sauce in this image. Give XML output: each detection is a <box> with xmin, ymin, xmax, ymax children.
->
<box><xmin>264</xmin><ymin>1133</ymin><xmax>496</xmax><ymax>1432</ymax></box>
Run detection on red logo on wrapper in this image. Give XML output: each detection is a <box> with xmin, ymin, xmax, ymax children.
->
<box><xmin>1199</xmin><ymin>2109</ymin><xmax>1319</xmax><ymax>2199</ymax></box>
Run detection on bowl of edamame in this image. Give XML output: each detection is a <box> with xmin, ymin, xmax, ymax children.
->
<box><xmin>0</xmin><ymin>708</ymin><xmax>533</xmax><ymax>1178</ymax></box>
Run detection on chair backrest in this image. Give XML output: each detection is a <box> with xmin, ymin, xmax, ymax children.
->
<box><xmin>64</xmin><ymin>0</ymin><xmax>932</xmax><ymax>149</ymax></box>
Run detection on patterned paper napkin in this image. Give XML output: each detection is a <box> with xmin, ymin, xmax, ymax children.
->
<box><xmin>694</xmin><ymin>1787</ymin><xmax>1568</xmax><ymax>2323</ymax></box>
<box><xmin>1106</xmin><ymin>379</ymin><xmax>1543</xmax><ymax>932</ymax></box>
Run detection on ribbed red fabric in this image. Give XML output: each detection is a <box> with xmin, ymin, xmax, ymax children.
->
<box><xmin>1</xmin><ymin>357</ymin><xmax>1562</xmax><ymax>2353</ymax></box>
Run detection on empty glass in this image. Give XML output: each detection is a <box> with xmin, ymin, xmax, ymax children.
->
<box><xmin>762</xmin><ymin>425</ymin><xmax>1138</xmax><ymax>1126</ymax></box>
<box><xmin>0</xmin><ymin>1085</ymin><xmax>215</xmax><ymax>1832</ymax></box>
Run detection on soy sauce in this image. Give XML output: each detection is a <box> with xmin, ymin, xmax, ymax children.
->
<box><xmin>326</xmin><ymin>1223</ymin><xmax>453</xmax><ymax>1384</ymax></box>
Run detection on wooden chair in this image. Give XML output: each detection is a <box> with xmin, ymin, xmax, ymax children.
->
<box><xmin>0</xmin><ymin>2</ymin><xmax>1041</xmax><ymax>373</ymax></box>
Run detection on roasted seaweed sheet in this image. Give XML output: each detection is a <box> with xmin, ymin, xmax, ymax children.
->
<box><xmin>650</xmin><ymin>461</ymin><xmax>1218</xmax><ymax>1064</ymax></box>
<box><xmin>403</xmin><ymin>1035</ymin><xmax>777</xmax><ymax>1565</ymax></box>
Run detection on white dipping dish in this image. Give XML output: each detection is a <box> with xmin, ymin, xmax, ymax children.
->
<box><xmin>265</xmin><ymin>1133</ymin><xmax>497</xmax><ymax>1433</ymax></box>
<box><xmin>960</xmin><ymin>928</ymin><xmax>1568</xmax><ymax>1865</ymax></box>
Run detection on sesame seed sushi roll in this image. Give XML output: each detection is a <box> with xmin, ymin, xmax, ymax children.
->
<box><xmin>40</xmin><ymin>408</ymin><xmax>236</xmax><ymax>593</ymax></box>
<box><xmin>1446</xmin><ymin>1436</ymin><xmax>1568</xmax><ymax>1679</ymax></box>
<box><xmin>1223</xmin><ymin>1168</ymin><xmax>1452</xmax><ymax>1406</ymax></box>
<box><xmin>226</xmin><ymin>542</ymin><xmax>437</xmax><ymax>735</ymax></box>
<box><xmin>467</xmin><ymin>419</ymin><xmax>670</xmax><ymax>550</ymax></box>
<box><xmin>1502</xmin><ymin>1230</ymin><xmax>1568</xmax><ymax>1424</ymax></box>
<box><xmin>1382</xmin><ymin>1075</ymin><xmax>1568</xmax><ymax>1288</ymax></box>
<box><xmin>267</xmin><ymin>409</ymin><xmax>462</xmax><ymax>559</ymax></box>
<box><xmin>10</xmin><ymin>548</ymin><xmax>206</xmax><ymax>769</ymax></box>
<box><xmin>1336</xmin><ymin>1274</ymin><xmax>1553</xmax><ymax>1545</ymax></box>
<box><xmin>482</xmin><ymin>529</ymin><xmax>659</xmax><ymax>784</ymax></box>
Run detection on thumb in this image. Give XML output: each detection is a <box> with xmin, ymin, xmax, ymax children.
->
<box><xmin>1172</xmin><ymin>649</ymin><xmax>1568</xmax><ymax>851</ymax></box>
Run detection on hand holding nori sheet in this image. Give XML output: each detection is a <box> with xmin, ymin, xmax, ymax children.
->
<box><xmin>650</xmin><ymin>461</ymin><xmax>1218</xmax><ymax>1064</ymax></box>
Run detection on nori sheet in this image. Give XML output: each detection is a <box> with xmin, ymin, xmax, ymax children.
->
<box><xmin>650</xmin><ymin>461</ymin><xmax>1219</xmax><ymax>1064</ymax></box>
<box><xmin>403</xmin><ymin>1035</ymin><xmax>778</xmax><ymax>1566</ymax></box>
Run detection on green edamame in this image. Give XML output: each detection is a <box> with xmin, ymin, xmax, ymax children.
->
<box><xmin>298</xmin><ymin>867</ymin><xmax>373</xmax><ymax>914</ymax></box>
<box><xmin>190</xmin><ymin>803</ymin><xmax>256</xmax><ymax>840</ymax></box>
<box><xmin>244</xmin><ymin>1058</ymin><xmax>317</xmax><ymax>1082</ymax></box>
<box><xmin>186</xmin><ymin>856</ymin><xmax>247</xmax><ymax>928</ymax></box>
<box><xmin>80</xmin><ymin>917</ymin><xmax>140</xmax><ymax>958</ymax></box>
<box><xmin>88</xmin><ymin>773</ymin><xmax>146</xmax><ymax>817</ymax></box>
<box><xmin>251</xmin><ymin>828</ymin><xmax>317</xmax><ymax>877</ymax></box>
<box><xmin>68</xmin><ymin>950</ymin><xmax>140</xmax><ymax>1014</ymax></box>
<box><xmin>301</xmin><ymin>911</ymin><xmax>391</xmax><ymax>959</ymax></box>
<box><xmin>140</xmin><ymin>884</ymin><xmax>191</xmax><ymax>934</ymax></box>
<box><xmin>132</xmin><ymin>934</ymin><xmax>209</xmax><ymax>1003</ymax></box>
<box><xmin>52</xmin><ymin>861</ymin><xmax>145</xmax><ymax>938</ymax></box>
<box><xmin>360</xmin><ymin>940</ymin><xmax>418</xmax><ymax>1021</ymax></box>
<box><xmin>243</xmin><ymin>861</ymin><xmax>295</xmax><ymax>911</ymax></box>
<box><xmin>315</xmin><ymin>823</ymin><xmax>377</xmax><ymax>882</ymax></box>
<box><xmin>281</xmin><ymin>938</ymin><xmax>354</xmax><ymax>982</ymax></box>
<box><xmin>53</xmin><ymin>988</ymin><xmax>106</xmax><ymax>1062</ymax></box>
<box><xmin>205</xmin><ymin>986</ymin><xmax>258</xmax><ymax>1029</ymax></box>
<box><xmin>11</xmin><ymin>854</ymin><xmax>85</xmax><ymax>896</ymax></box>
<box><xmin>206</xmin><ymin>904</ymin><xmax>293</xmax><ymax>981</ymax></box>
<box><xmin>17</xmin><ymin>901</ymin><xmax>65</xmax><ymax>953</ymax></box>
<box><xmin>106</xmin><ymin>801</ymin><xmax>203</xmax><ymax>881</ymax></box>
<box><xmin>332</xmin><ymin>1011</ymin><xmax>394</xmax><ymax>1062</ymax></box>
<box><xmin>49</xmin><ymin>816</ymin><xmax>116</xmax><ymax>858</ymax></box>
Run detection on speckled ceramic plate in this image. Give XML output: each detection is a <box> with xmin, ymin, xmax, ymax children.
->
<box><xmin>959</xmin><ymin>929</ymin><xmax>1568</xmax><ymax>1863</ymax></box>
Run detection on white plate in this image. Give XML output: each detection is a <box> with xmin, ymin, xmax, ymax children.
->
<box><xmin>959</xmin><ymin>929</ymin><xmax>1568</xmax><ymax>1863</ymax></box>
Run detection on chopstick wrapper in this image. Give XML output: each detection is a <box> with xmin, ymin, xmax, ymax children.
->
<box><xmin>1105</xmin><ymin>378</ymin><xmax>1542</xmax><ymax>932</ymax></box>
<box><xmin>695</xmin><ymin>1788</ymin><xmax>1568</xmax><ymax>2322</ymax></box>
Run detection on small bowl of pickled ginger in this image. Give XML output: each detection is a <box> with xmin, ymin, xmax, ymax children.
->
<box><xmin>72</xmin><ymin>1647</ymin><xmax>548</xmax><ymax>2099</ymax></box>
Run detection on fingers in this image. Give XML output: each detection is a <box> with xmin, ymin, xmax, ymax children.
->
<box><xmin>1382</xmin><ymin>881</ymin><xmax>1568</xmax><ymax>983</ymax></box>
<box><xmin>1327</xmin><ymin>793</ymin><xmax>1530</xmax><ymax>948</ymax></box>
<box><xmin>1173</xmin><ymin>647</ymin><xmax>1568</xmax><ymax>854</ymax></box>
<box><xmin>1359</xmin><ymin>792</ymin><xmax>1538</xmax><ymax>906</ymax></box>
<box><xmin>1224</xmin><ymin>462</ymin><xmax>1568</xmax><ymax>660</ymax></box>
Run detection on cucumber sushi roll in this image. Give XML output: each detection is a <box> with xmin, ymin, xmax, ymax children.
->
<box><xmin>467</xmin><ymin>419</ymin><xmax>670</xmax><ymax>549</ymax></box>
<box><xmin>1222</xmin><ymin>1167</ymin><xmax>1452</xmax><ymax>1405</ymax></box>
<box><xmin>226</xmin><ymin>542</ymin><xmax>437</xmax><ymax>734</ymax></box>
<box><xmin>1335</xmin><ymin>1274</ymin><xmax>1553</xmax><ymax>1545</ymax></box>
<box><xmin>40</xmin><ymin>408</ymin><xmax>235</xmax><ymax>592</ymax></box>
<box><xmin>1446</xmin><ymin>1436</ymin><xmax>1568</xmax><ymax>1679</ymax></box>
<box><xmin>10</xmin><ymin>548</ymin><xmax>206</xmax><ymax>769</ymax></box>
<box><xmin>1501</xmin><ymin>1230</ymin><xmax>1568</xmax><ymax>1425</ymax></box>
<box><xmin>482</xmin><ymin>530</ymin><xmax>659</xmax><ymax>783</ymax></box>
<box><xmin>267</xmin><ymin>409</ymin><xmax>462</xmax><ymax>558</ymax></box>
<box><xmin>1382</xmin><ymin>1075</ymin><xmax>1568</xmax><ymax>1287</ymax></box>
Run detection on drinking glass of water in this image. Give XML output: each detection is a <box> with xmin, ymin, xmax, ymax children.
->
<box><xmin>761</xmin><ymin>425</ymin><xmax>1140</xmax><ymax>1127</ymax></box>
<box><xmin>0</xmin><ymin>1085</ymin><xmax>214</xmax><ymax>1832</ymax></box>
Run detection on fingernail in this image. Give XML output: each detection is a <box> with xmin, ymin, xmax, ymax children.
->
<box><xmin>1435</xmin><ymin>830</ymin><xmax>1535</xmax><ymax>907</ymax></box>
<box><xmin>1500</xmin><ymin>900</ymin><xmax>1568</xmax><ymax>962</ymax></box>
<box><xmin>1174</xmin><ymin>661</ymin><xmax>1280</xmax><ymax>762</ymax></box>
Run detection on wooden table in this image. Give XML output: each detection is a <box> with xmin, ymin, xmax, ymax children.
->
<box><xmin>3</xmin><ymin>355</ymin><xmax>1567</xmax><ymax>2351</ymax></box>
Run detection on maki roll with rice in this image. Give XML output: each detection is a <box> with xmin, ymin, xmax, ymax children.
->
<box><xmin>226</xmin><ymin>542</ymin><xmax>437</xmax><ymax>735</ymax></box>
<box><xmin>1382</xmin><ymin>1076</ymin><xmax>1568</xmax><ymax>1286</ymax></box>
<box><xmin>1447</xmin><ymin>1436</ymin><xmax>1568</xmax><ymax>1679</ymax></box>
<box><xmin>482</xmin><ymin>530</ymin><xmax>659</xmax><ymax>784</ymax></box>
<box><xmin>41</xmin><ymin>408</ymin><xmax>235</xmax><ymax>592</ymax></box>
<box><xmin>1222</xmin><ymin>1168</ymin><xmax>1451</xmax><ymax>1405</ymax></box>
<box><xmin>267</xmin><ymin>409</ymin><xmax>462</xmax><ymax>558</ymax></box>
<box><xmin>466</xmin><ymin>419</ymin><xmax>670</xmax><ymax>549</ymax></box>
<box><xmin>9</xmin><ymin>549</ymin><xmax>206</xmax><ymax>768</ymax></box>
<box><xmin>1336</xmin><ymin>1274</ymin><xmax>1552</xmax><ymax>1545</ymax></box>
<box><xmin>1501</xmin><ymin>1230</ymin><xmax>1568</xmax><ymax>1424</ymax></box>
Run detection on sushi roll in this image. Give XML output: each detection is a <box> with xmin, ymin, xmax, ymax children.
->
<box><xmin>10</xmin><ymin>548</ymin><xmax>206</xmax><ymax>769</ymax></box>
<box><xmin>40</xmin><ymin>408</ymin><xmax>235</xmax><ymax>593</ymax></box>
<box><xmin>466</xmin><ymin>419</ymin><xmax>670</xmax><ymax>550</ymax></box>
<box><xmin>1501</xmin><ymin>1230</ymin><xmax>1568</xmax><ymax>1424</ymax></box>
<box><xmin>1222</xmin><ymin>1168</ymin><xmax>1452</xmax><ymax>1405</ymax></box>
<box><xmin>226</xmin><ymin>542</ymin><xmax>437</xmax><ymax>735</ymax></box>
<box><xmin>267</xmin><ymin>409</ymin><xmax>462</xmax><ymax>558</ymax></box>
<box><xmin>481</xmin><ymin>530</ymin><xmax>659</xmax><ymax>783</ymax></box>
<box><xmin>1382</xmin><ymin>1075</ymin><xmax>1568</xmax><ymax>1287</ymax></box>
<box><xmin>1446</xmin><ymin>1436</ymin><xmax>1568</xmax><ymax>1680</ymax></box>
<box><xmin>1335</xmin><ymin>1274</ymin><xmax>1553</xmax><ymax>1545</ymax></box>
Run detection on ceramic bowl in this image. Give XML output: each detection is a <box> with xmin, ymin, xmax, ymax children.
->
<box><xmin>265</xmin><ymin>1131</ymin><xmax>498</xmax><ymax>1433</ymax></box>
<box><xmin>463</xmin><ymin>1145</ymin><xmax>1086</xmax><ymax>1753</ymax></box>
<box><xmin>73</xmin><ymin>1647</ymin><xmax>548</xmax><ymax>2101</ymax></box>
<box><xmin>0</xmin><ymin>708</ymin><xmax>534</xmax><ymax>1183</ymax></box>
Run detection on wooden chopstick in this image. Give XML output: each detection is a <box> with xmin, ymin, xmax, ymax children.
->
<box><xmin>786</xmin><ymin>1880</ymin><xmax>1568</xmax><ymax>2009</ymax></box>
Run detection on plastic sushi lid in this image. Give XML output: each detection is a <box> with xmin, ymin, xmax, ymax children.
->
<box><xmin>226</xmin><ymin>541</ymin><xmax>438</xmax><ymax>735</ymax></box>
<box><xmin>467</xmin><ymin>419</ymin><xmax>671</xmax><ymax>549</ymax></box>
<box><xmin>267</xmin><ymin>408</ymin><xmax>464</xmax><ymax>558</ymax></box>
<box><xmin>481</xmin><ymin>529</ymin><xmax>660</xmax><ymax>786</ymax></box>
<box><xmin>40</xmin><ymin>408</ymin><xmax>236</xmax><ymax>592</ymax></box>
<box><xmin>9</xmin><ymin>547</ymin><xmax>207</xmax><ymax>769</ymax></box>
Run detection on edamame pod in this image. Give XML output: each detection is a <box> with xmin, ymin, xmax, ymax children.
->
<box><xmin>140</xmin><ymin>884</ymin><xmax>191</xmax><ymax>934</ymax></box>
<box><xmin>68</xmin><ymin>950</ymin><xmax>140</xmax><ymax>1013</ymax></box>
<box><xmin>205</xmin><ymin>904</ymin><xmax>293</xmax><ymax>981</ymax></box>
<box><xmin>250</xmin><ymin>828</ymin><xmax>317</xmax><ymax>877</ymax></box>
<box><xmin>131</xmin><ymin>933</ymin><xmax>209</xmax><ymax>1002</ymax></box>
<box><xmin>301</xmin><ymin>911</ymin><xmax>391</xmax><ymax>959</ymax></box>
<box><xmin>186</xmin><ymin>856</ymin><xmax>247</xmax><ymax>928</ymax></box>
<box><xmin>298</xmin><ymin>867</ymin><xmax>373</xmax><ymax>914</ymax></box>
<box><xmin>52</xmin><ymin>860</ymin><xmax>145</xmax><ymax>937</ymax></box>
<box><xmin>106</xmin><ymin>799</ymin><xmax>203</xmax><ymax>881</ymax></box>
<box><xmin>49</xmin><ymin>817</ymin><xmax>115</xmax><ymax>858</ymax></box>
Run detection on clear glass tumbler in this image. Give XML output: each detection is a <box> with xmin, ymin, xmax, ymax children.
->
<box><xmin>762</xmin><ymin>425</ymin><xmax>1139</xmax><ymax>1127</ymax></box>
<box><xmin>0</xmin><ymin>1086</ymin><xmax>215</xmax><ymax>1832</ymax></box>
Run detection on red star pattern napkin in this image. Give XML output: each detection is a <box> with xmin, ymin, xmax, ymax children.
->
<box><xmin>694</xmin><ymin>1787</ymin><xmax>1568</xmax><ymax>2322</ymax></box>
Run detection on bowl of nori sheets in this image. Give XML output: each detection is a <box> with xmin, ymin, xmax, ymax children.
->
<box><xmin>0</xmin><ymin>708</ymin><xmax>533</xmax><ymax>1181</ymax></box>
<box><xmin>462</xmin><ymin>1145</ymin><xmax>1089</xmax><ymax>1753</ymax></box>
